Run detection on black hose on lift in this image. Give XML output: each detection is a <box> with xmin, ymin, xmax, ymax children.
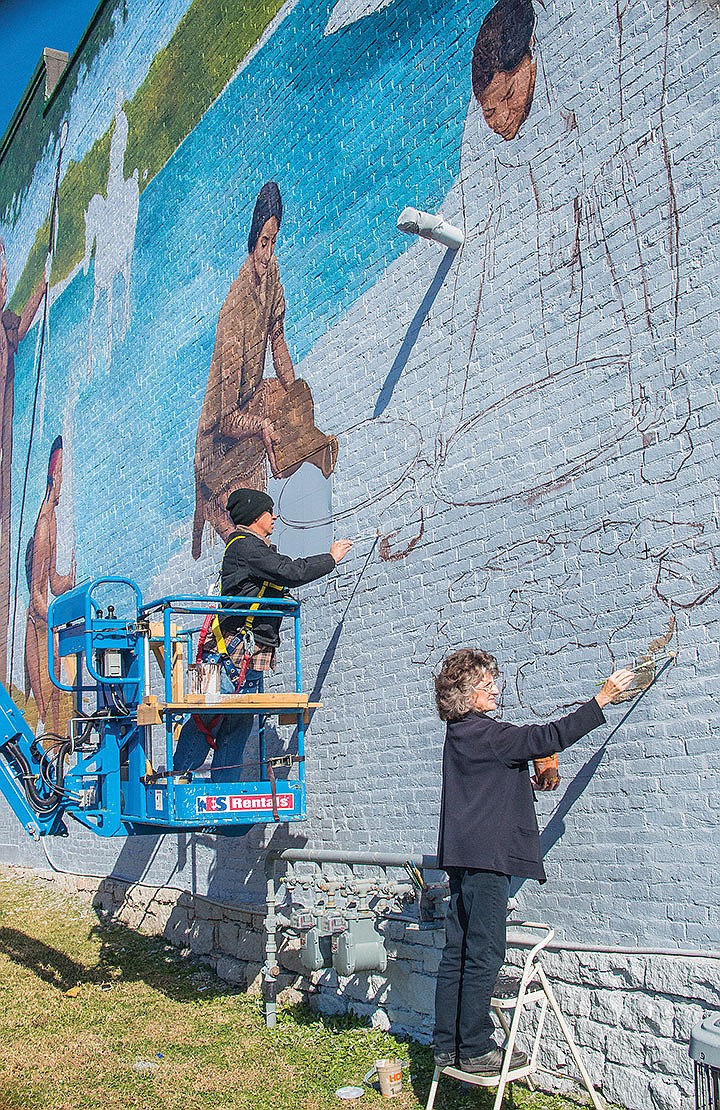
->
<box><xmin>34</xmin><ymin>734</ymin><xmax>69</xmax><ymax>795</ymax></box>
<box><xmin>73</xmin><ymin>699</ymin><xmax>131</xmax><ymax>747</ymax></box>
<box><xmin>109</xmin><ymin>686</ymin><xmax>131</xmax><ymax>716</ymax></box>
<box><xmin>2</xmin><ymin>737</ymin><xmax>70</xmax><ymax>816</ymax></box>
<box><xmin>74</xmin><ymin>707</ymin><xmax>114</xmax><ymax>746</ymax></box>
<box><xmin>2</xmin><ymin>691</ymin><xmax>134</xmax><ymax>819</ymax></box>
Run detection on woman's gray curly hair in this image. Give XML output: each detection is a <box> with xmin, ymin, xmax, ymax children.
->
<box><xmin>434</xmin><ymin>647</ymin><xmax>499</xmax><ymax>721</ymax></box>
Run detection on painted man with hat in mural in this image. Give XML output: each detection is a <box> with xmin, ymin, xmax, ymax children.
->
<box><xmin>175</xmin><ymin>487</ymin><xmax>352</xmax><ymax>781</ymax></box>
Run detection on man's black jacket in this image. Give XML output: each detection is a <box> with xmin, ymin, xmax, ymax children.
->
<box><xmin>219</xmin><ymin>529</ymin><xmax>335</xmax><ymax>646</ymax></box>
<box><xmin>437</xmin><ymin>698</ymin><xmax>606</xmax><ymax>881</ymax></box>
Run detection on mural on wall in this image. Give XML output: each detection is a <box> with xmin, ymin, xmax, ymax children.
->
<box><xmin>192</xmin><ymin>181</ymin><xmax>338</xmax><ymax>557</ymax></box>
<box><xmin>0</xmin><ymin>0</ymin><xmax>717</xmax><ymax>985</ymax></box>
<box><xmin>308</xmin><ymin>0</ymin><xmax>716</xmax><ymax>712</ymax></box>
<box><xmin>2</xmin><ymin>0</ymin><xmax>482</xmax><ymax>705</ymax></box>
<box><xmin>0</xmin><ymin>239</ymin><xmax>46</xmax><ymax>685</ymax></box>
<box><xmin>24</xmin><ymin>436</ymin><xmax>75</xmax><ymax>735</ymax></box>
<box><xmin>0</xmin><ymin>0</ymin><xmax>715</xmax><ymax>873</ymax></box>
<box><xmin>83</xmin><ymin>94</ymin><xmax>139</xmax><ymax>373</ymax></box>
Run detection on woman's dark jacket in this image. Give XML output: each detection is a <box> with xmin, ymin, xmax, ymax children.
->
<box><xmin>437</xmin><ymin>699</ymin><xmax>605</xmax><ymax>881</ymax></box>
<box><xmin>219</xmin><ymin>529</ymin><xmax>335</xmax><ymax>646</ymax></box>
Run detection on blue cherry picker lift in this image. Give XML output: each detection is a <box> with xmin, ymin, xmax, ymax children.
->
<box><xmin>0</xmin><ymin>576</ymin><xmax>314</xmax><ymax>838</ymax></box>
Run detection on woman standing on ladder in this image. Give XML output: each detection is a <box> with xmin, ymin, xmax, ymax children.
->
<box><xmin>432</xmin><ymin>647</ymin><xmax>634</xmax><ymax>1074</ymax></box>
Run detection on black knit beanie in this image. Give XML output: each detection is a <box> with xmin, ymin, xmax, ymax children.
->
<box><xmin>227</xmin><ymin>488</ymin><xmax>275</xmax><ymax>526</ymax></box>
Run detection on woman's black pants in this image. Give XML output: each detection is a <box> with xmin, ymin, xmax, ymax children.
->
<box><xmin>433</xmin><ymin>867</ymin><xmax>510</xmax><ymax>1061</ymax></box>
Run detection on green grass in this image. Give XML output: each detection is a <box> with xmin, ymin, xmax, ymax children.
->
<box><xmin>0</xmin><ymin>869</ymin><xmax>608</xmax><ymax>1109</ymax></box>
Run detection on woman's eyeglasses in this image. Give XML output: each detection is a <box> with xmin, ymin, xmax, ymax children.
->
<box><xmin>473</xmin><ymin>677</ymin><xmax>499</xmax><ymax>693</ymax></box>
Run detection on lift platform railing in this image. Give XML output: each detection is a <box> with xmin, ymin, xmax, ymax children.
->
<box><xmin>137</xmin><ymin>593</ymin><xmax>308</xmax><ymax>828</ymax></box>
<box><xmin>0</xmin><ymin>576</ymin><xmax>312</xmax><ymax>838</ymax></box>
<box><xmin>48</xmin><ymin>576</ymin><xmax>144</xmax><ymax>692</ymax></box>
<box><xmin>139</xmin><ymin>592</ymin><xmax>304</xmax><ymax>699</ymax></box>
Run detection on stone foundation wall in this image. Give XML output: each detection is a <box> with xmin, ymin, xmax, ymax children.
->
<box><xmin>31</xmin><ymin>866</ymin><xmax>268</xmax><ymax>992</ymax></box>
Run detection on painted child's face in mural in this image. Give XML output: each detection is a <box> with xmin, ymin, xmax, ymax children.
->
<box><xmin>251</xmin><ymin>216</ymin><xmax>279</xmax><ymax>280</ymax></box>
<box><xmin>479</xmin><ymin>53</ymin><xmax>537</xmax><ymax>141</ymax></box>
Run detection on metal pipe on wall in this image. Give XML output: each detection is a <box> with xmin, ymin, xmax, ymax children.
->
<box><xmin>262</xmin><ymin>847</ymin><xmax>439</xmax><ymax>1027</ymax></box>
<box><xmin>263</xmin><ymin>848</ymin><xmax>720</xmax><ymax>1026</ymax></box>
<box><xmin>269</xmin><ymin>848</ymin><xmax>438</xmax><ymax>868</ymax></box>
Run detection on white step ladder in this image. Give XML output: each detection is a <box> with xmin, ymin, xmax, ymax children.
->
<box><xmin>425</xmin><ymin>921</ymin><xmax>606</xmax><ymax>1110</ymax></box>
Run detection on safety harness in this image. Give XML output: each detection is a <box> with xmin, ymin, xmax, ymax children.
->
<box><xmin>192</xmin><ymin>533</ymin><xmax>285</xmax><ymax>752</ymax></box>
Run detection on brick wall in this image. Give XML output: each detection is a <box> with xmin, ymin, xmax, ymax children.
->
<box><xmin>0</xmin><ymin>0</ymin><xmax>718</xmax><ymax>1107</ymax></box>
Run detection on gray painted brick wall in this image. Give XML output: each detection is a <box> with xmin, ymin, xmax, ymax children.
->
<box><xmin>1</xmin><ymin>0</ymin><xmax>718</xmax><ymax>1106</ymax></box>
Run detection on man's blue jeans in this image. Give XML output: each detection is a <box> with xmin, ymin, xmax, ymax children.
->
<box><xmin>433</xmin><ymin>867</ymin><xmax>509</xmax><ymax>1061</ymax></box>
<box><xmin>173</xmin><ymin>665</ymin><xmax>264</xmax><ymax>783</ymax></box>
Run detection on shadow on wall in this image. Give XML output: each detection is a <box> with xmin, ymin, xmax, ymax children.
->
<box><xmin>204</xmin><ymin>820</ymin><xmax>309</xmax><ymax>906</ymax></box>
<box><xmin>536</xmin><ymin>741</ymin><xmax>609</xmax><ymax>868</ymax></box>
<box><xmin>508</xmin><ymin>740</ymin><xmax>610</xmax><ymax>896</ymax></box>
<box><xmin>373</xmin><ymin>249</ymin><xmax>458</xmax><ymax>418</ymax></box>
<box><xmin>309</xmin><ymin>537</ymin><xmax>378</xmax><ymax>709</ymax></box>
<box><xmin>88</xmin><ymin>819</ymin><xmax>309</xmax><ymax>989</ymax></box>
<box><xmin>106</xmin><ymin>830</ymin><xmax>170</xmax><ymax>887</ymax></box>
<box><xmin>511</xmin><ymin>658</ymin><xmax>676</xmax><ymax>897</ymax></box>
<box><xmin>510</xmin><ymin>738</ymin><xmax>627</xmax><ymax>899</ymax></box>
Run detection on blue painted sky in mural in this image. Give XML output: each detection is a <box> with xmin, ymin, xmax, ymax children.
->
<box><xmin>11</xmin><ymin>0</ymin><xmax>491</xmax><ymax>610</ymax></box>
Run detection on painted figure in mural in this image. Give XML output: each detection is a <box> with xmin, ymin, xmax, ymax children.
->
<box><xmin>445</xmin><ymin>0</ymin><xmax>692</xmax><ymax>479</ymax></box>
<box><xmin>0</xmin><ymin>238</ymin><xmax>47</xmax><ymax>685</ymax></box>
<box><xmin>83</xmin><ymin>92</ymin><xmax>140</xmax><ymax>373</ymax></box>
<box><xmin>191</xmin><ymin>181</ymin><xmax>338</xmax><ymax>559</ymax></box>
<box><xmin>403</xmin><ymin>0</ymin><xmax>705</xmax><ymax>695</ymax></box>
<box><xmin>24</xmin><ymin>436</ymin><xmax>76</xmax><ymax>735</ymax></box>
<box><xmin>176</xmin><ymin>488</ymin><xmax>351</xmax><ymax>781</ymax></box>
<box><xmin>471</xmin><ymin>0</ymin><xmax>536</xmax><ymax>141</ymax></box>
<box><xmin>431</xmin><ymin>648</ymin><xmax>634</xmax><ymax>1073</ymax></box>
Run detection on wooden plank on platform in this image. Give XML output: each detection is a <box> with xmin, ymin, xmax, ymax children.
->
<box><xmin>159</xmin><ymin>693</ymin><xmax>311</xmax><ymax>712</ymax></box>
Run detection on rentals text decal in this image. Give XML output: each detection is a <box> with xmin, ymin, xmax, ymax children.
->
<box><xmin>196</xmin><ymin>794</ymin><xmax>295</xmax><ymax>814</ymax></box>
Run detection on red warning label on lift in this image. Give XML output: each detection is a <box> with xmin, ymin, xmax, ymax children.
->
<box><xmin>196</xmin><ymin>794</ymin><xmax>295</xmax><ymax>814</ymax></box>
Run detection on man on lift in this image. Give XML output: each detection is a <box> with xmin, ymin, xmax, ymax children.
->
<box><xmin>175</xmin><ymin>488</ymin><xmax>352</xmax><ymax>781</ymax></box>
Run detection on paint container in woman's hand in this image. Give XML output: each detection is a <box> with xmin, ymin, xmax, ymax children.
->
<box><xmin>375</xmin><ymin>1059</ymin><xmax>403</xmax><ymax>1097</ymax></box>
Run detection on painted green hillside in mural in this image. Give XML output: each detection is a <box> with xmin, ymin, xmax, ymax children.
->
<box><xmin>9</xmin><ymin>0</ymin><xmax>284</xmax><ymax>313</ymax></box>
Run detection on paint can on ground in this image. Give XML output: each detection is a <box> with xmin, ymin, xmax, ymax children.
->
<box><xmin>375</xmin><ymin>1060</ymin><xmax>402</xmax><ymax>1097</ymax></box>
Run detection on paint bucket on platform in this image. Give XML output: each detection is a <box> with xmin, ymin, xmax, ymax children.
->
<box><xmin>187</xmin><ymin>661</ymin><xmax>222</xmax><ymax>696</ymax></box>
<box><xmin>375</xmin><ymin>1060</ymin><xmax>402</xmax><ymax>1097</ymax></box>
